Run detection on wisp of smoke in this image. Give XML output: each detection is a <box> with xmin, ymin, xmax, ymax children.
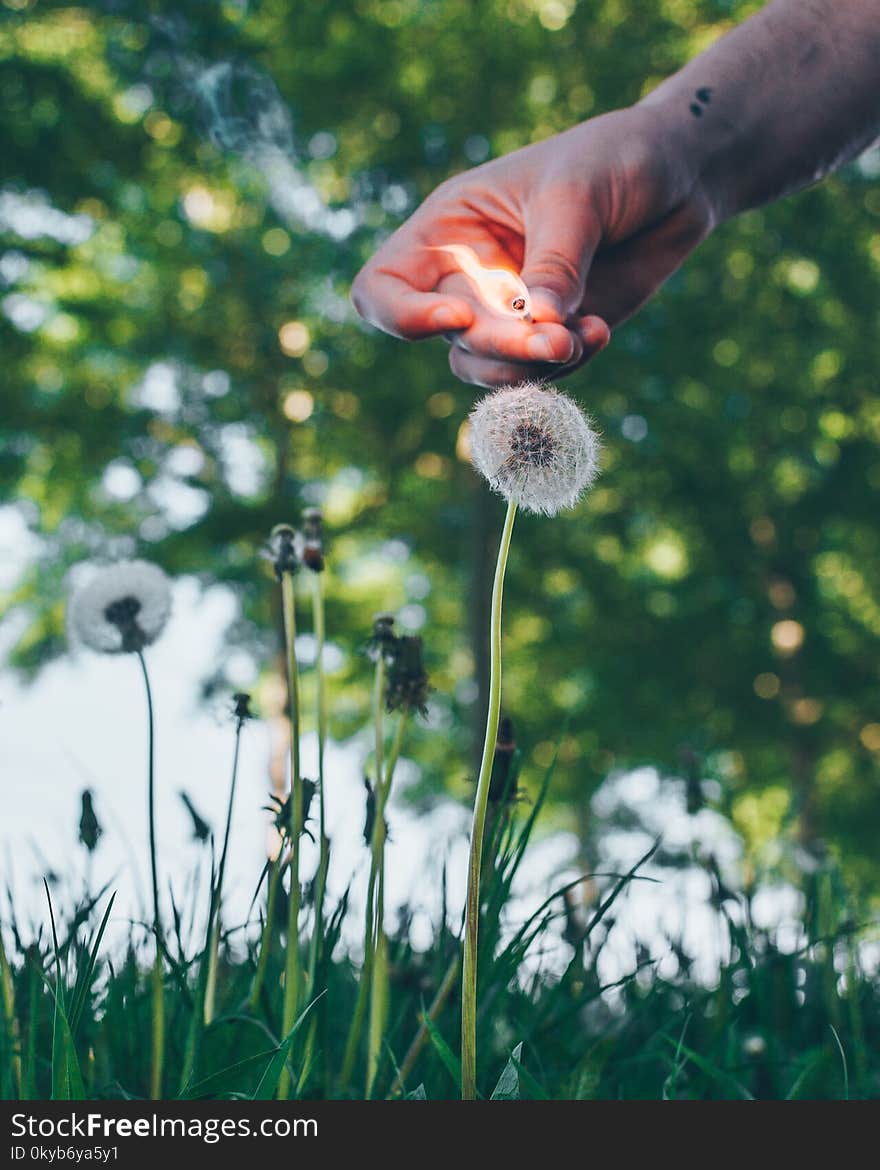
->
<box><xmin>147</xmin><ymin>18</ymin><xmax>359</xmax><ymax>245</ymax></box>
<box><xmin>192</xmin><ymin>61</ymin><xmax>358</xmax><ymax>240</ymax></box>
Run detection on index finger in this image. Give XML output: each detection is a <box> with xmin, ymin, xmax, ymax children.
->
<box><xmin>351</xmin><ymin>251</ymin><xmax>474</xmax><ymax>339</ymax></box>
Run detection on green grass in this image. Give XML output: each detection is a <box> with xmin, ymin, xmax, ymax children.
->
<box><xmin>2</xmin><ymin>773</ymin><xmax>878</xmax><ymax>1100</ymax></box>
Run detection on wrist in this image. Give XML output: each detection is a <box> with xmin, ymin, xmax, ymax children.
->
<box><xmin>634</xmin><ymin>91</ymin><xmax>733</xmax><ymax>225</ymax></box>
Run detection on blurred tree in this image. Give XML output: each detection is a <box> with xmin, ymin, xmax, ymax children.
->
<box><xmin>2</xmin><ymin>0</ymin><xmax>880</xmax><ymax>885</ymax></box>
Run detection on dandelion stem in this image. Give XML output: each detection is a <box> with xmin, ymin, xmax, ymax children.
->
<box><xmin>279</xmin><ymin>569</ymin><xmax>304</xmax><ymax>1099</ymax></box>
<box><xmin>135</xmin><ymin>648</ymin><xmax>164</xmax><ymax>1101</ymax></box>
<box><xmin>204</xmin><ymin>713</ymin><xmax>244</xmax><ymax>1026</ymax></box>
<box><xmin>340</xmin><ymin>651</ymin><xmax>386</xmax><ymax>1088</ymax></box>
<box><xmin>366</xmin><ymin>709</ymin><xmax>408</xmax><ymax>1097</ymax></box>
<box><xmin>249</xmin><ymin>850</ymin><xmax>282</xmax><ymax>1013</ymax></box>
<box><xmin>462</xmin><ymin>498</ymin><xmax>516</xmax><ymax>1100</ymax></box>
<box><xmin>367</xmin><ymin>865</ymin><xmax>388</xmax><ymax>1097</ymax></box>
<box><xmin>306</xmin><ymin>573</ymin><xmax>330</xmax><ymax>989</ymax></box>
<box><xmin>339</xmin><ymin>882</ymin><xmax>375</xmax><ymax>1090</ymax></box>
<box><xmin>303</xmin><ymin>571</ymin><xmax>330</xmax><ymax>1091</ymax></box>
<box><xmin>313</xmin><ymin>570</ymin><xmax>328</xmax><ymax>860</ymax></box>
<box><xmin>135</xmin><ymin>651</ymin><xmax>161</xmax><ymax>943</ymax></box>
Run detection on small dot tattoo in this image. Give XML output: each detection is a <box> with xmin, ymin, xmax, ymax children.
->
<box><xmin>696</xmin><ymin>87</ymin><xmax>713</xmax><ymax>104</ymax></box>
<box><xmin>689</xmin><ymin>102</ymin><xmax>703</xmax><ymax>117</ymax></box>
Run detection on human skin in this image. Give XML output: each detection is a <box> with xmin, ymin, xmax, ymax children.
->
<box><xmin>351</xmin><ymin>0</ymin><xmax>880</xmax><ymax>387</ymax></box>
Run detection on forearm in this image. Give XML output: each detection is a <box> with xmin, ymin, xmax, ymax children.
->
<box><xmin>641</xmin><ymin>0</ymin><xmax>880</xmax><ymax>219</ymax></box>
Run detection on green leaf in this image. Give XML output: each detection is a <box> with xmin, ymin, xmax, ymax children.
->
<box><xmin>69</xmin><ymin>892</ymin><xmax>116</xmax><ymax>1038</ymax></box>
<box><xmin>422</xmin><ymin>1014</ymin><xmax>462</xmax><ymax>1093</ymax></box>
<box><xmin>490</xmin><ymin>1042</ymin><xmax>522</xmax><ymax>1100</ymax></box>
<box><xmin>404</xmin><ymin>1083</ymin><xmax>427</xmax><ymax>1100</ymax></box>
<box><xmin>661</xmin><ymin>1035</ymin><xmax>754</xmax><ymax>1101</ymax></box>
<box><xmin>785</xmin><ymin>1056</ymin><xmax>822</xmax><ymax>1100</ymax></box>
<box><xmin>181</xmin><ymin>1049</ymin><xmax>281</xmax><ymax>1100</ymax></box>
<box><xmin>828</xmin><ymin>1024</ymin><xmax>849</xmax><ymax>1101</ymax></box>
<box><xmin>251</xmin><ymin>993</ymin><xmax>324</xmax><ymax>1100</ymax></box>
<box><xmin>43</xmin><ymin>881</ymin><xmax>84</xmax><ymax>1100</ymax></box>
<box><xmin>511</xmin><ymin>1052</ymin><xmax>549</xmax><ymax>1101</ymax></box>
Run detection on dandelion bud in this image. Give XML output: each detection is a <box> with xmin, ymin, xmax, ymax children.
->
<box><xmin>365</xmin><ymin>612</ymin><xmax>398</xmax><ymax>662</ymax></box>
<box><xmin>233</xmin><ymin>692</ymin><xmax>254</xmax><ymax>723</ymax></box>
<box><xmin>68</xmin><ymin>560</ymin><xmax>171</xmax><ymax>654</ymax></box>
<box><xmin>362</xmin><ymin>775</ymin><xmax>377</xmax><ymax>846</ymax></box>
<box><xmin>302</xmin><ymin>507</ymin><xmax>323</xmax><ymax>541</ymax></box>
<box><xmin>300</xmin><ymin>506</ymin><xmax>325</xmax><ymax>573</ymax></box>
<box><xmin>179</xmin><ymin>791</ymin><xmax>212</xmax><ymax>844</ymax></box>
<box><xmin>385</xmin><ymin>635</ymin><xmax>430</xmax><ymax>716</ymax></box>
<box><xmin>269</xmin><ymin>523</ymin><xmax>299</xmax><ymax>580</ymax></box>
<box><xmin>78</xmin><ymin>790</ymin><xmax>102</xmax><ymax>854</ymax></box>
<box><xmin>469</xmin><ymin>382</ymin><xmax>601</xmax><ymax>516</ymax></box>
<box><xmin>265</xmin><ymin>782</ymin><xmax>317</xmax><ymax>841</ymax></box>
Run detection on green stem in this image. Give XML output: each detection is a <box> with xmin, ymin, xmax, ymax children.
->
<box><xmin>366</xmin><ymin>864</ymin><xmax>387</xmax><ymax>1097</ymax></box>
<box><xmin>313</xmin><ymin>570</ymin><xmax>328</xmax><ymax>858</ymax></box>
<box><xmin>339</xmin><ymin>875</ymin><xmax>376</xmax><ymax>1090</ymax></box>
<box><xmin>461</xmin><ymin>499</ymin><xmax>516</xmax><ymax>1101</ymax></box>
<box><xmin>136</xmin><ymin>651</ymin><xmax>161</xmax><ymax>942</ymax></box>
<box><xmin>0</xmin><ymin>927</ymin><xmax>22</xmax><ymax>1097</ymax></box>
<box><xmin>339</xmin><ymin>652</ymin><xmax>385</xmax><ymax>1088</ymax></box>
<box><xmin>204</xmin><ymin>716</ymin><xmax>244</xmax><ymax>1026</ymax></box>
<box><xmin>308</xmin><ymin>570</ymin><xmax>329</xmax><ymax>977</ymax></box>
<box><xmin>136</xmin><ymin>649</ymin><xmax>164</xmax><ymax>1101</ymax></box>
<box><xmin>150</xmin><ymin>952</ymin><xmax>164</xmax><ymax>1100</ymax></box>
<box><xmin>249</xmin><ymin>850</ymin><xmax>282</xmax><ymax>1013</ymax></box>
<box><xmin>302</xmin><ymin>572</ymin><xmax>330</xmax><ymax>1091</ymax></box>
<box><xmin>279</xmin><ymin>570</ymin><xmax>304</xmax><ymax>1099</ymax></box>
<box><xmin>387</xmin><ymin>954</ymin><xmax>459</xmax><ymax>1098</ymax></box>
<box><xmin>366</xmin><ymin>710</ymin><xmax>408</xmax><ymax>1097</ymax></box>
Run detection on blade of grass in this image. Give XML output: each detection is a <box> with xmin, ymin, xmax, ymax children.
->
<box><xmin>69</xmin><ymin>892</ymin><xmax>116</xmax><ymax>1038</ymax></box>
<box><xmin>0</xmin><ymin>925</ymin><xmax>22</xmax><ymax>1097</ymax></box>
<box><xmin>828</xmin><ymin>1024</ymin><xmax>849</xmax><ymax>1101</ymax></box>
<box><xmin>785</xmin><ymin>1054</ymin><xmax>822</xmax><ymax>1100</ymax></box>
<box><xmin>490</xmin><ymin>1042</ymin><xmax>522</xmax><ymax>1100</ymax></box>
<box><xmin>252</xmin><ymin>991</ymin><xmax>325</xmax><ymax>1100</ymax></box>
<box><xmin>422</xmin><ymin>1014</ymin><xmax>462</xmax><ymax>1095</ymax></box>
<box><xmin>510</xmin><ymin>1051</ymin><xmax>549</xmax><ymax>1101</ymax></box>
<box><xmin>661</xmin><ymin>1034</ymin><xmax>754</xmax><ymax>1100</ymax></box>
<box><xmin>181</xmin><ymin>1049</ymin><xmax>282</xmax><ymax>1099</ymax></box>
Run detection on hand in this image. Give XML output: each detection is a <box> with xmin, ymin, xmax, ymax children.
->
<box><xmin>351</xmin><ymin>102</ymin><xmax>716</xmax><ymax>387</ymax></box>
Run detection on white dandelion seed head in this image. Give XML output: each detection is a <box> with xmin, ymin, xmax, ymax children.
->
<box><xmin>68</xmin><ymin>559</ymin><xmax>172</xmax><ymax>654</ymax></box>
<box><xmin>468</xmin><ymin>382</ymin><xmax>602</xmax><ymax>516</ymax></box>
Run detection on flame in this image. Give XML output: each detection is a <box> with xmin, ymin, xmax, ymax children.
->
<box><xmin>430</xmin><ymin>244</ymin><xmax>532</xmax><ymax>321</ymax></box>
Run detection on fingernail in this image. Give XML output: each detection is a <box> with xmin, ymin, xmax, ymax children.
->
<box><xmin>431</xmin><ymin>305</ymin><xmax>463</xmax><ymax>330</ymax></box>
<box><xmin>526</xmin><ymin>333</ymin><xmax>556</xmax><ymax>361</ymax></box>
<box><xmin>527</xmin><ymin>287</ymin><xmax>565</xmax><ymax>320</ymax></box>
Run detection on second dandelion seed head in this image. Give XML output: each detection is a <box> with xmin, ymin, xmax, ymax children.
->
<box><xmin>68</xmin><ymin>560</ymin><xmax>172</xmax><ymax>654</ymax></box>
<box><xmin>469</xmin><ymin>382</ymin><xmax>601</xmax><ymax>516</ymax></box>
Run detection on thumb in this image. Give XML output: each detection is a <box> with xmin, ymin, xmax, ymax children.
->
<box><xmin>519</xmin><ymin>191</ymin><xmax>598</xmax><ymax>320</ymax></box>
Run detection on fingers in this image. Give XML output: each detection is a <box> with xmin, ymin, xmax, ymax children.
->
<box><xmin>574</xmin><ymin>314</ymin><xmax>611</xmax><ymax>355</ymax></box>
<box><xmin>452</xmin><ymin>315</ymin><xmax>578</xmax><ymax>364</ymax></box>
<box><xmin>351</xmin><ymin>231</ymin><xmax>518</xmax><ymax>340</ymax></box>
<box><xmin>448</xmin><ymin>314</ymin><xmax>610</xmax><ymax>388</ymax></box>
<box><xmin>351</xmin><ymin>267</ymin><xmax>474</xmax><ymax>339</ymax></box>
<box><xmin>520</xmin><ymin>187</ymin><xmax>600</xmax><ymax>318</ymax></box>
